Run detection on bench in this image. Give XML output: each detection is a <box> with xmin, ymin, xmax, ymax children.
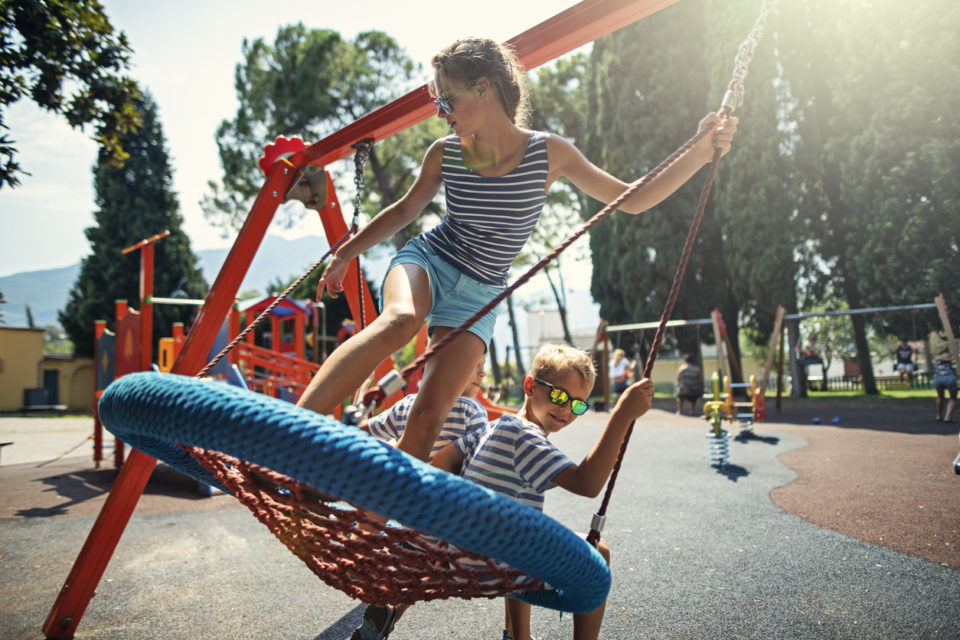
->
<box><xmin>20</xmin><ymin>404</ymin><xmax>68</xmax><ymax>417</ymax></box>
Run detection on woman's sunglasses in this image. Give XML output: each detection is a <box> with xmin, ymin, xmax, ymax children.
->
<box><xmin>533</xmin><ymin>378</ymin><xmax>589</xmax><ymax>415</ymax></box>
<box><xmin>434</xmin><ymin>94</ymin><xmax>455</xmax><ymax>115</ymax></box>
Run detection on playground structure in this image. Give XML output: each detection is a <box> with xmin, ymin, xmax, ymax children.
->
<box><xmin>44</xmin><ymin>4</ymin><xmax>689</xmax><ymax>636</ymax></box>
<box><xmin>765</xmin><ymin>295</ymin><xmax>959</xmax><ymax>409</ymax></box>
<box><xmin>603</xmin><ymin>308</ymin><xmax>766</xmax><ymax>467</ymax></box>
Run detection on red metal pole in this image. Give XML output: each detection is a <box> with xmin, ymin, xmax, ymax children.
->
<box><xmin>139</xmin><ymin>241</ymin><xmax>154</xmax><ymax>372</ymax></box>
<box><xmin>42</xmin><ymin>162</ymin><xmax>295</xmax><ymax>639</ymax></box>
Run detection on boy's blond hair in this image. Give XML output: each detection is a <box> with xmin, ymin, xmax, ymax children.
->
<box><xmin>530</xmin><ymin>343</ymin><xmax>597</xmax><ymax>391</ymax></box>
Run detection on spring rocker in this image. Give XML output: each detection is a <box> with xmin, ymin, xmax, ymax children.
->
<box><xmin>701</xmin><ymin>372</ymin><xmax>766</xmax><ymax>467</ymax></box>
<box><xmin>42</xmin><ymin>1</ymin><xmax>775</xmax><ymax>637</ymax></box>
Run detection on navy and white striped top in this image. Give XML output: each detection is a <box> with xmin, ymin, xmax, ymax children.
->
<box><xmin>454</xmin><ymin>414</ymin><xmax>574</xmax><ymax>511</ymax></box>
<box><xmin>422</xmin><ymin>132</ymin><xmax>549</xmax><ymax>287</ymax></box>
<box><xmin>366</xmin><ymin>394</ymin><xmax>488</xmax><ymax>459</ymax></box>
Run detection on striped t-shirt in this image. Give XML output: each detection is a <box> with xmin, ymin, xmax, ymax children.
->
<box><xmin>454</xmin><ymin>414</ymin><xmax>574</xmax><ymax>511</ymax></box>
<box><xmin>365</xmin><ymin>394</ymin><xmax>488</xmax><ymax>459</ymax></box>
<box><xmin>422</xmin><ymin>132</ymin><xmax>549</xmax><ymax>286</ymax></box>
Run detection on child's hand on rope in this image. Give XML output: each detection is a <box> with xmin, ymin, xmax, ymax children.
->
<box><xmin>696</xmin><ymin>112</ymin><xmax>739</xmax><ymax>163</ymax></box>
<box><xmin>615</xmin><ymin>377</ymin><xmax>655</xmax><ymax>422</ymax></box>
<box><xmin>318</xmin><ymin>254</ymin><xmax>350</xmax><ymax>299</ymax></box>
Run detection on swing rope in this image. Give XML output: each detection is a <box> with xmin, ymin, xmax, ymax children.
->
<box><xmin>586</xmin><ymin>0</ymin><xmax>774</xmax><ymax>544</ymax></box>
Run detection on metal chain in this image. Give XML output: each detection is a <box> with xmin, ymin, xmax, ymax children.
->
<box><xmin>350</xmin><ymin>138</ymin><xmax>375</xmax><ymax>331</ymax></box>
<box><xmin>350</xmin><ymin>138</ymin><xmax>375</xmax><ymax>232</ymax></box>
<box><xmin>722</xmin><ymin>0</ymin><xmax>775</xmax><ymax>113</ymax></box>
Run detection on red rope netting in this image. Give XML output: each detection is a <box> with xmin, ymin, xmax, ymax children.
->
<box><xmin>183</xmin><ymin>446</ymin><xmax>542</xmax><ymax>606</ymax></box>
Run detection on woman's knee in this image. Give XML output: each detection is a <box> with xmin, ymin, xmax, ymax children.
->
<box><xmin>376</xmin><ymin>306</ymin><xmax>424</xmax><ymax>341</ymax></box>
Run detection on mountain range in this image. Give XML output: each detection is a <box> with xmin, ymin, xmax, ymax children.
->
<box><xmin>0</xmin><ymin>235</ymin><xmax>365</xmax><ymax>329</ymax></box>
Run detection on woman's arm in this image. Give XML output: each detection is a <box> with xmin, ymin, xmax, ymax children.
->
<box><xmin>545</xmin><ymin>113</ymin><xmax>737</xmax><ymax>215</ymax></box>
<box><xmin>317</xmin><ymin>139</ymin><xmax>444</xmax><ymax>299</ymax></box>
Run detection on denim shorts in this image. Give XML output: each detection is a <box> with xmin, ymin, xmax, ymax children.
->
<box><xmin>934</xmin><ymin>374</ymin><xmax>958</xmax><ymax>393</ymax></box>
<box><xmin>381</xmin><ymin>236</ymin><xmax>502</xmax><ymax>345</ymax></box>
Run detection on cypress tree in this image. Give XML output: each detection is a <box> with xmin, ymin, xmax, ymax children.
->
<box><xmin>60</xmin><ymin>92</ymin><xmax>206</xmax><ymax>357</ymax></box>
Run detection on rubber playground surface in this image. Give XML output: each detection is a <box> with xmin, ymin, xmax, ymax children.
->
<box><xmin>1</xmin><ymin>396</ymin><xmax>958</xmax><ymax>639</ymax></box>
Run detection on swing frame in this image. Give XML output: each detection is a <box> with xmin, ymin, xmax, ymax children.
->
<box><xmin>42</xmin><ymin>2</ymin><xmax>682</xmax><ymax>637</ymax></box>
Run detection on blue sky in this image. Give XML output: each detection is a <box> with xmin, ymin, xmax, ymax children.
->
<box><xmin>0</xmin><ymin>0</ymin><xmax>602</xmax><ymax>339</ymax></box>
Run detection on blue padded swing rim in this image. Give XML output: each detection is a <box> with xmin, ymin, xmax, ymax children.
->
<box><xmin>98</xmin><ymin>372</ymin><xmax>610</xmax><ymax>613</ymax></box>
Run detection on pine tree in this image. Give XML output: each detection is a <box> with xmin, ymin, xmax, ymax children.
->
<box><xmin>60</xmin><ymin>92</ymin><xmax>206</xmax><ymax>357</ymax></box>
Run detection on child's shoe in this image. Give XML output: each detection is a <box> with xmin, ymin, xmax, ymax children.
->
<box><xmin>350</xmin><ymin>604</ymin><xmax>397</xmax><ymax>640</ymax></box>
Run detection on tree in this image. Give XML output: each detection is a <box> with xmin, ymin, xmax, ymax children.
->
<box><xmin>776</xmin><ymin>0</ymin><xmax>960</xmax><ymax>394</ymax></box>
<box><xmin>0</xmin><ymin>0</ymin><xmax>141</xmax><ymax>188</ymax></box>
<box><xmin>585</xmin><ymin>1</ymin><xmax>732</xmax><ymax>362</ymax></box>
<box><xmin>203</xmin><ymin>26</ymin><xmax>446</xmax><ymax>249</ymax></box>
<box><xmin>60</xmin><ymin>93</ymin><xmax>206</xmax><ymax>357</ymax></box>
<box><xmin>522</xmin><ymin>53</ymin><xmax>593</xmax><ymax>345</ymax></box>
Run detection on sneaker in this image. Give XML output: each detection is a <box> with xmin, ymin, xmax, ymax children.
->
<box><xmin>350</xmin><ymin>604</ymin><xmax>397</xmax><ymax>640</ymax></box>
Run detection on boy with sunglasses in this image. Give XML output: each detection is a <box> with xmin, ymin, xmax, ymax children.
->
<box><xmin>434</xmin><ymin>343</ymin><xmax>654</xmax><ymax>640</ymax></box>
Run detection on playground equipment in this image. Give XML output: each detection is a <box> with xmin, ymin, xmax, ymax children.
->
<box><xmin>766</xmin><ymin>296</ymin><xmax>957</xmax><ymax>409</ymax></box>
<box><xmin>43</xmin><ymin>1</ymin><xmax>772</xmax><ymax>636</ymax></box>
<box><xmin>700</xmin><ymin>372</ymin><xmax>766</xmax><ymax>466</ymax></box>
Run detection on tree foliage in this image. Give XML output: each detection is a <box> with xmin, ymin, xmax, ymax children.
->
<box><xmin>585</xmin><ymin>0</ymin><xmax>732</xmax><ymax>360</ymax></box>
<box><xmin>203</xmin><ymin>26</ymin><xmax>446</xmax><ymax>248</ymax></box>
<box><xmin>0</xmin><ymin>0</ymin><xmax>141</xmax><ymax>188</ymax></box>
<box><xmin>775</xmin><ymin>0</ymin><xmax>960</xmax><ymax>392</ymax></box>
<box><xmin>60</xmin><ymin>93</ymin><xmax>206</xmax><ymax>357</ymax></box>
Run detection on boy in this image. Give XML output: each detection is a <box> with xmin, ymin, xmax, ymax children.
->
<box><xmin>433</xmin><ymin>343</ymin><xmax>654</xmax><ymax>640</ymax></box>
<box><xmin>359</xmin><ymin>348</ymin><xmax>489</xmax><ymax>459</ymax></box>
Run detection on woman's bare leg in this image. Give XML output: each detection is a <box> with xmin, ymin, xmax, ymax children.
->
<box><xmin>297</xmin><ymin>264</ymin><xmax>431</xmax><ymax>415</ymax></box>
<box><xmin>396</xmin><ymin>326</ymin><xmax>485</xmax><ymax>461</ymax></box>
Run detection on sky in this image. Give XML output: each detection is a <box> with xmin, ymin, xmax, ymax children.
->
<box><xmin>0</xmin><ymin>0</ymin><xmax>603</xmax><ymax>339</ymax></box>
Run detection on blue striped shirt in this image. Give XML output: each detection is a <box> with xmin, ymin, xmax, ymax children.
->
<box><xmin>422</xmin><ymin>132</ymin><xmax>549</xmax><ymax>286</ymax></box>
<box><xmin>454</xmin><ymin>414</ymin><xmax>574</xmax><ymax>510</ymax></box>
<box><xmin>366</xmin><ymin>394</ymin><xmax>488</xmax><ymax>459</ymax></box>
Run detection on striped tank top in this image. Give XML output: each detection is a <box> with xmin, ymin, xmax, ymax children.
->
<box><xmin>422</xmin><ymin>131</ymin><xmax>549</xmax><ymax>286</ymax></box>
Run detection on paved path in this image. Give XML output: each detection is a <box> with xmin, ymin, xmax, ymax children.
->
<box><xmin>1</xmin><ymin>403</ymin><xmax>958</xmax><ymax>639</ymax></box>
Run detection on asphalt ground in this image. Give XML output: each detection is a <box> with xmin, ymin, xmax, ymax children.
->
<box><xmin>1</xmin><ymin>398</ymin><xmax>958</xmax><ymax>640</ymax></box>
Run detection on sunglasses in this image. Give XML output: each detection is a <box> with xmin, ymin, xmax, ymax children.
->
<box><xmin>434</xmin><ymin>94</ymin><xmax>455</xmax><ymax>115</ymax></box>
<box><xmin>533</xmin><ymin>378</ymin><xmax>589</xmax><ymax>415</ymax></box>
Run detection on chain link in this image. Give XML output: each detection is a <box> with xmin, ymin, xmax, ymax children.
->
<box><xmin>350</xmin><ymin>138</ymin><xmax>375</xmax><ymax>231</ymax></box>
<box><xmin>722</xmin><ymin>0</ymin><xmax>775</xmax><ymax>112</ymax></box>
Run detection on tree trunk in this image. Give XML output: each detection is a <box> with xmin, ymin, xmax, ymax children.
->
<box><xmin>544</xmin><ymin>267</ymin><xmax>573</xmax><ymax>345</ymax></box>
<box><xmin>506</xmin><ymin>294</ymin><xmax>526</xmax><ymax>381</ymax></box>
<box><xmin>787</xmin><ymin>318</ymin><xmax>807</xmax><ymax>398</ymax></box>
<box><xmin>488</xmin><ymin>336</ymin><xmax>502</xmax><ymax>386</ymax></box>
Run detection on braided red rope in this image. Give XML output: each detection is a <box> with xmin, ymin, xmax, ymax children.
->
<box><xmin>586</xmin><ymin>136</ymin><xmax>727</xmax><ymax>545</ymax></box>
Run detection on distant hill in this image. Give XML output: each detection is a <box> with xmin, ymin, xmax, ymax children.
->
<box><xmin>0</xmin><ymin>235</ymin><xmax>373</xmax><ymax>329</ymax></box>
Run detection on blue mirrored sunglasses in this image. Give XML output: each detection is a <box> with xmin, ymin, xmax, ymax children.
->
<box><xmin>434</xmin><ymin>95</ymin><xmax>454</xmax><ymax>115</ymax></box>
<box><xmin>534</xmin><ymin>378</ymin><xmax>589</xmax><ymax>415</ymax></box>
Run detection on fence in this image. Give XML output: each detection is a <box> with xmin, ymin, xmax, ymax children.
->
<box><xmin>806</xmin><ymin>371</ymin><xmax>933</xmax><ymax>392</ymax></box>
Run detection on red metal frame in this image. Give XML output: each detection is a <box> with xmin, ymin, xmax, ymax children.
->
<box><xmin>42</xmin><ymin>2</ymin><xmax>678</xmax><ymax>636</ymax></box>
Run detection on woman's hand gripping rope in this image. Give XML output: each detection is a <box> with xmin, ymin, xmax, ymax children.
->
<box><xmin>695</xmin><ymin>112</ymin><xmax>739</xmax><ymax>165</ymax></box>
<box><xmin>317</xmin><ymin>252</ymin><xmax>351</xmax><ymax>299</ymax></box>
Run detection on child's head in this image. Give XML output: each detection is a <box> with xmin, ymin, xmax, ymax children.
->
<box><xmin>612</xmin><ymin>348</ymin><xmax>626</xmax><ymax>362</ymax></box>
<box><xmin>461</xmin><ymin>346</ymin><xmax>488</xmax><ymax>398</ymax></box>
<box><xmin>523</xmin><ymin>344</ymin><xmax>596</xmax><ymax>433</ymax></box>
<box><xmin>431</xmin><ymin>37</ymin><xmax>530</xmax><ymax>126</ymax></box>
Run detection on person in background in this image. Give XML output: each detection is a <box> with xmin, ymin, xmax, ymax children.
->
<box><xmin>675</xmin><ymin>353</ymin><xmax>703</xmax><ymax>416</ymax></box>
<box><xmin>893</xmin><ymin>338</ymin><xmax>916</xmax><ymax>383</ymax></box>
<box><xmin>608</xmin><ymin>348</ymin><xmax>634</xmax><ymax>398</ymax></box>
